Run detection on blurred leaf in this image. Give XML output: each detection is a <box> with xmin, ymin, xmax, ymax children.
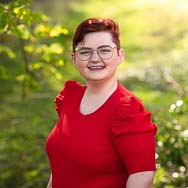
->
<box><xmin>49</xmin><ymin>25</ymin><xmax>68</xmax><ymax>37</ymax></box>
<box><xmin>0</xmin><ymin>46</ymin><xmax>15</xmax><ymax>58</ymax></box>
<box><xmin>49</xmin><ymin>43</ymin><xmax>63</xmax><ymax>54</ymax></box>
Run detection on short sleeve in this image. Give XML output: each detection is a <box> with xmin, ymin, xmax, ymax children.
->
<box><xmin>54</xmin><ymin>80</ymin><xmax>81</xmax><ymax>117</ymax></box>
<box><xmin>112</xmin><ymin>96</ymin><xmax>157</xmax><ymax>175</ymax></box>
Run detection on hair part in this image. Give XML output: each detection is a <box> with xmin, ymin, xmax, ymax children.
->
<box><xmin>72</xmin><ymin>18</ymin><xmax>121</xmax><ymax>52</ymax></box>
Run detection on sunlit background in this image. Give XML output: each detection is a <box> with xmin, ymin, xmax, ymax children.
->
<box><xmin>0</xmin><ymin>0</ymin><xmax>188</xmax><ymax>187</ymax></box>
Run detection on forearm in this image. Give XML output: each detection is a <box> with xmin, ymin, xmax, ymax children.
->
<box><xmin>126</xmin><ymin>171</ymin><xmax>155</xmax><ymax>188</ymax></box>
<box><xmin>46</xmin><ymin>174</ymin><xmax>52</xmax><ymax>188</ymax></box>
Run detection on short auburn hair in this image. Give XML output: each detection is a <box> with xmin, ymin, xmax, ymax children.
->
<box><xmin>72</xmin><ymin>18</ymin><xmax>120</xmax><ymax>52</ymax></box>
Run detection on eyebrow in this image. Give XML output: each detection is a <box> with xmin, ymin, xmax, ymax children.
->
<box><xmin>76</xmin><ymin>45</ymin><xmax>115</xmax><ymax>51</ymax></box>
<box><xmin>76</xmin><ymin>47</ymin><xmax>92</xmax><ymax>50</ymax></box>
<box><xmin>97</xmin><ymin>45</ymin><xmax>115</xmax><ymax>49</ymax></box>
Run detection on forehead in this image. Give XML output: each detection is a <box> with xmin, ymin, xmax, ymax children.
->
<box><xmin>79</xmin><ymin>32</ymin><xmax>114</xmax><ymax>48</ymax></box>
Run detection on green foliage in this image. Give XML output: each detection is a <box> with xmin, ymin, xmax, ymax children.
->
<box><xmin>0</xmin><ymin>93</ymin><xmax>56</xmax><ymax>187</ymax></box>
<box><xmin>154</xmin><ymin>97</ymin><xmax>188</xmax><ymax>187</ymax></box>
<box><xmin>0</xmin><ymin>0</ymin><xmax>188</xmax><ymax>187</ymax></box>
<box><xmin>0</xmin><ymin>0</ymin><xmax>69</xmax><ymax>187</ymax></box>
<box><xmin>0</xmin><ymin>0</ymin><xmax>69</xmax><ymax>98</ymax></box>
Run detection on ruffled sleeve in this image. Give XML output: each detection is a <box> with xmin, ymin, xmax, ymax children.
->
<box><xmin>54</xmin><ymin>80</ymin><xmax>80</xmax><ymax>117</ymax></box>
<box><xmin>112</xmin><ymin>96</ymin><xmax>157</xmax><ymax>175</ymax></box>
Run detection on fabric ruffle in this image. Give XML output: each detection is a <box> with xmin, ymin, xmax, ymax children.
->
<box><xmin>112</xmin><ymin>96</ymin><xmax>157</xmax><ymax>137</ymax></box>
<box><xmin>111</xmin><ymin>95</ymin><xmax>157</xmax><ymax>174</ymax></box>
<box><xmin>54</xmin><ymin>80</ymin><xmax>82</xmax><ymax>117</ymax></box>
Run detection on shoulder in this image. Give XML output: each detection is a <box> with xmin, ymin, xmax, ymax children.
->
<box><xmin>112</xmin><ymin>83</ymin><xmax>157</xmax><ymax>136</ymax></box>
<box><xmin>62</xmin><ymin>80</ymin><xmax>84</xmax><ymax>93</ymax></box>
<box><xmin>55</xmin><ymin>80</ymin><xmax>84</xmax><ymax>117</ymax></box>
<box><xmin>115</xmin><ymin>82</ymin><xmax>146</xmax><ymax>117</ymax></box>
<box><xmin>57</xmin><ymin>80</ymin><xmax>84</xmax><ymax>98</ymax></box>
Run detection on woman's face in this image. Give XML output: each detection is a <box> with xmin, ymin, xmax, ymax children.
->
<box><xmin>72</xmin><ymin>31</ymin><xmax>124</xmax><ymax>83</ymax></box>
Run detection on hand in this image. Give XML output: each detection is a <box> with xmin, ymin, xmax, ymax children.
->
<box><xmin>126</xmin><ymin>171</ymin><xmax>155</xmax><ymax>188</ymax></box>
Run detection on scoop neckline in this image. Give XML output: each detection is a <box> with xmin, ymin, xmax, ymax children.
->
<box><xmin>77</xmin><ymin>83</ymin><xmax>119</xmax><ymax>117</ymax></box>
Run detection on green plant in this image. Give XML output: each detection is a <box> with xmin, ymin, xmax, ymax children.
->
<box><xmin>0</xmin><ymin>0</ymin><xmax>69</xmax><ymax>98</ymax></box>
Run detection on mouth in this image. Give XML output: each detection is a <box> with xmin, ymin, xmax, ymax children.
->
<box><xmin>88</xmin><ymin>66</ymin><xmax>105</xmax><ymax>71</ymax></box>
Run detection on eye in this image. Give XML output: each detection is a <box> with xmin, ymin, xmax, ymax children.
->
<box><xmin>79</xmin><ymin>50</ymin><xmax>91</xmax><ymax>56</ymax></box>
<box><xmin>99</xmin><ymin>48</ymin><xmax>112</xmax><ymax>54</ymax></box>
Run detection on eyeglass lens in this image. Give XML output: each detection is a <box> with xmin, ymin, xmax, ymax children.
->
<box><xmin>76</xmin><ymin>46</ymin><xmax>115</xmax><ymax>61</ymax></box>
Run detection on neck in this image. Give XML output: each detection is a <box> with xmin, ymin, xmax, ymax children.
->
<box><xmin>85</xmin><ymin>78</ymin><xmax>118</xmax><ymax>95</ymax></box>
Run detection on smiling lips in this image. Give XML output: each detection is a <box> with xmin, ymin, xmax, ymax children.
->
<box><xmin>88</xmin><ymin>66</ymin><xmax>105</xmax><ymax>71</ymax></box>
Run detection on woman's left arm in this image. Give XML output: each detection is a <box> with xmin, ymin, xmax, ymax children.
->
<box><xmin>126</xmin><ymin>171</ymin><xmax>155</xmax><ymax>188</ymax></box>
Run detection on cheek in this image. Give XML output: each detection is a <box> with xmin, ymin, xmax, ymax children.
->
<box><xmin>74</xmin><ymin>62</ymin><xmax>81</xmax><ymax>69</ymax></box>
<box><xmin>111</xmin><ymin>55</ymin><xmax>122</xmax><ymax>65</ymax></box>
<box><xmin>106</xmin><ymin>57</ymin><xmax>120</xmax><ymax>66</ymax></box>
<box><xmin>74</xmin><ymin>61</ymin><xmax>86</xmax><ymax>70</ymax></box>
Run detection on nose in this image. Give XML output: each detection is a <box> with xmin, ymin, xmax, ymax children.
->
<box><xmin>90</xmin><ymin>50</ymin><xmax>100</xmax><ymax>61</ymax></box>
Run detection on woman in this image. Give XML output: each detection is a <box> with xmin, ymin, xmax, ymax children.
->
<box><xmin>46</xmin><ymin>18</ymin><xmax>157</xmax><ymax>188</ymax></box>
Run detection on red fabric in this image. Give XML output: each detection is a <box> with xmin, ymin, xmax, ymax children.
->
<box><xmin>46</xmin><ymin>80</ymin><xmax>157</xmax><ymax>188</ymax></box>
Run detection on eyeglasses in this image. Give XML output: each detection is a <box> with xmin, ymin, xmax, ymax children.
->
<box><xmin>75</xmin><ymin>45</ymin><xmax>117</xmax><ymax>61</ymax></box>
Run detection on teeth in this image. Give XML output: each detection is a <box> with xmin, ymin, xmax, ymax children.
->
<box><xmin>88</xmin><ymin>66</ymin><xmax>104</xmax><ymax>69</ymax></box>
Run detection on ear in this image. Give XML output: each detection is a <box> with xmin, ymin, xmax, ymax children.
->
<box><xmin>117</xmin><ymin>48</ymin><xmax>125</xmax><ymax>64</ymax></box>
<box><xmin>71</xmin><ymin>52</ymin><xmax>76</xmax><ymax>63</ymax></box>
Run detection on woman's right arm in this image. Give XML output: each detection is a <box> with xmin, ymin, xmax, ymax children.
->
<box><xmin>46</xmin><ymin>174</ymin><xmax>52</xmax><ymax>188</ymax></box>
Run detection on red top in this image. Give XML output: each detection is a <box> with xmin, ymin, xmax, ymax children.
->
<box><xmin>46</xmin><ymin>80</ymin><xmax>157</xmax><ymax>188</ymax></box>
